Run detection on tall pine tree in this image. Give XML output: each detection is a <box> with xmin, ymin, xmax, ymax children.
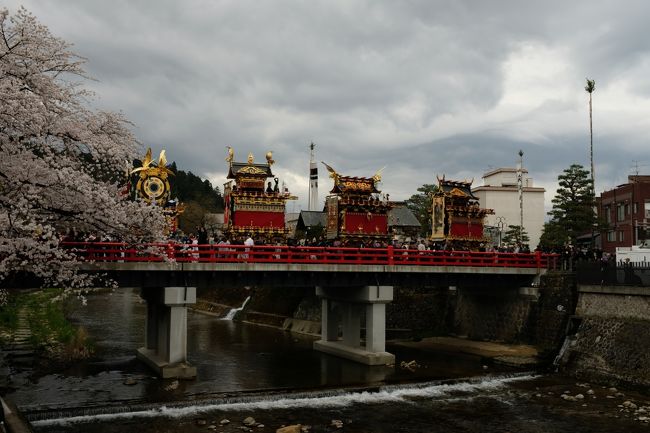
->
<box><xmin>540</xmin><ymin>164</ymin><xmax>595</xmax><ymax>248</ymax></box>
<box><xmin>404</xmin><ymin>184</ymin><xmax>438</xmax><ymax>237</ymax></box>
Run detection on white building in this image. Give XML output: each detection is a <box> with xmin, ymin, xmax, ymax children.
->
<box><xmin>472</xmin><ymin>167</ymin><xmax>545</xmax><ymax>249</ymax></box>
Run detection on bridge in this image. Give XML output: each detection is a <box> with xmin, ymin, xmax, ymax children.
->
<box><xmin>62</xmin><ymin>242</ymin><xmax>558</xmax><ymax>378</ymax></box>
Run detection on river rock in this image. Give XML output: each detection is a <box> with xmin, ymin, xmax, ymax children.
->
<box><xmin>276</xmin><ymin>425</ymin><xmax>302</xmax><ymax>433</ymax></box>
<box><xmin>575</xmin><ymin>394</ymin><xmax>584</xmax><ymax>400</ymax></box>
<box><xmin>164</xmin><ymin>380</ymin><xmax>179</xmax><ymax>391</ymax></box>
<box><xmin>330</xmin><ymin>419</ymin><xmax>344</xmax><ymax>428</ymax></box>
<box><xmin>243</xmin><ymin>416</ymin><xmax>256</xmax><ymax>426</ymax></box>
<box><xmin>561</xmin><ymin>394</ymin><xmax>577</xmax><ymax>402</ymax></box>
<box><xmin>623</xmin><ymin>401</ymin><xmax>638</xmax><ymax>410</ymax></box>
<box><xmin>400</xmin><ymin>360</ymin><xmax>419</xmax><ymax>371</ymax></box>
<box><xmin>123</xmin><ymin>377</ymin><xmax>137</xmax><ymax>386</ymax></box>
<box><xmin>220</xmin><ymin>419</ymin><xmax>231</xmax><ymax>425</ymax></box>
<box><xmin>587</xmin><ymin>389</ymin><xmax>595</xmax><ymax>395</ymax></box>
<box><xmin>196</xmin><ymin>419</ymin><xmax>207</xmax><ymax>426</ymax></box>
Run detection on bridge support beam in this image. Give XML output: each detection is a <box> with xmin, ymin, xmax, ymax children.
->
<box><xmin>313</xmin><ymin>285</ymin><xmax>395</xmax><ymax>366</ymax></box>
<box><xmin>137</xmin><ymin>286</ymin><xmax>197</xmax><ymax>379</ymax></box>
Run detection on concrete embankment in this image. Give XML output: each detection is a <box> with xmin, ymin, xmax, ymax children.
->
<box><xmin>2</xmin><ymin>395</ymin><xmax>34</xmax><ymax>433</ymax></box>
<box><xmin>557</xmin><ymin>284</ymin><xmax>650</xmax><ymax>387</ymax></box>
<box><xmin>195</xmin><ymin>271</ymin><xmax>577</xmax><ymax>366</ymax></box>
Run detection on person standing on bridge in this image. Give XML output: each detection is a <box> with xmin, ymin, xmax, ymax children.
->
<box><xmin>243</xmin><ymin>234</ymin><xmax>254</xmax><ymax>260</ymax></box>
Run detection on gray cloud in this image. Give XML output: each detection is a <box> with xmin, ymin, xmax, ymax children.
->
<box><xmin>6</xmin><ymin>0</ymin><xmax>650</xmax><ymax>212</ymax></box>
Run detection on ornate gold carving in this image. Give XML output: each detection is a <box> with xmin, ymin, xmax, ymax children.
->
<box><xmin>372</xmin><ymin>166</ymin><xmax>385</xmax><ymax>183</ymax></box>
<box><xmin>136</xmin><ymin>175</ymin><xmax>170</xmax><ymax>204</ymax></box>
<box><xmin>247</xmin><ymin>152</ymin><xmax>254</xmax><ymax>164</ymax></box>
<box><xmin>226</xmin><ymin>146</ymin><xmax>234</xmax><ymax>164</ymax></box>
<box><xmin>237</xmin><ymin>166</ymin><xmax>266</xmax><ymax>175</ymax></box>
<box><xmin>449</xmin><ymin>188</ymin><xmax>468</xmax><ymax>197</ymax></box>
<box><xmin>322</xmin><ymin>161</ymin><xmax>339</xmax><ymax>182</ymax></box>
<box><xmin>342</xmin><ymin>180</ymin><xmax>372</xmax><ymax>191</ymax></box>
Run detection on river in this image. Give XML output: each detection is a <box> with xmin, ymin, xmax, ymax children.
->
<box><xmin>6</xmin><ymin>288</ymin><xmax>650</xmax><ymax>432</ymax></box>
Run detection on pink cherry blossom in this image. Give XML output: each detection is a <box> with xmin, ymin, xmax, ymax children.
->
<box><xmin>0</xmin><ymin>7</ymin><xmax>166</xmax><ymax>301</ymax></box>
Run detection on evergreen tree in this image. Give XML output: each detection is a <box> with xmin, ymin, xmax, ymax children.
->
<box><xmin>538</xmin><ymin>221</ymin><xmax>567</xmax><ymax>251</ymax></box>
<box><xmin>501</xmin><ymin>225</ymin><xmax>530</xmax><ymax>248</ymax></box>
<box><xmin>167</xmin><ymin>162</ymin><xmax>224</xmax><ymax>233</ymax></box>
<box><xmin>542</xmin><ymin>164</ymin><xmax>596</xmax><ymax>248</ymax></box>
<box><xmin>405</xmin><ymin>184</ymin><xmax>438</xmax><ymax>236</ymax></box>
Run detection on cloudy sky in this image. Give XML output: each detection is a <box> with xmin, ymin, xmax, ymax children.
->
<box><xmin>6</xmin><ymin>1</ymin><xmax>650</xmax><ymax>213</ymax></box>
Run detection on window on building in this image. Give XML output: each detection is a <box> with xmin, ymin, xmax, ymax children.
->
<box><xmin>607</xmin><ymin>231</ymin><xmax>615</xmax><ymax>242</ymax></box>
<box><xmin>624</xmin><ymin>203</ymin><xmax>630</xmax><ymax>216</ymax></box>
<box><xmin>604</xmin><ymin>205</ymin><xmax>611</xmax><ymax>223</ymax></box>
<box><xmin>634</xmin><ymin>203</ymin><xmax>638</xmax><ymax>214</ymax></box>
<box><xmin>617</xmin><ymin>204</ymin><xmax>625</xmax><ymax>221</ymax></box>
<box><xmin>619</xmin><ymin>231</ymin><xmax>625</xmax><ymax>242</ymax></box>
<box><xmin>645</xmin><ymin>200</ymin><xmax>650</xmax><ymax>219</ymax></box>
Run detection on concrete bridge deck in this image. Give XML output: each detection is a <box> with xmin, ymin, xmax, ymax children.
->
<box><xmin>67</xmin><ymin>242</ymin><xmax>554</xmax><ymax>288</ymax></box>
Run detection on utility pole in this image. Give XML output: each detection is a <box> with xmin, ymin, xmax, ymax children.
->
<box><xmin>585</xmin><ymin>79</ymin><xmax>598</xmax><ymax>248</ymax></box>
<box><xmin>585</xmin><ymin>79</ymin><xmax>596</xmax><ymax>197</ymax></box>
<box><xmin>517</xmin><ymin>150</ymin><xmax>524</xmax><ymax>246</ymax></box>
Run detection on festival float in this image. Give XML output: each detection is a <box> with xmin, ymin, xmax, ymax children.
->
<box><xmin>430</xmin><ymin>176</ymin><xmax>493</xmax><ymax>250</ymax></box>
<box><xmin>223</xmin><ymin>148</ymin><xmax>296</xmax><ymax>241</ymax></box>
<box><xmin>323</xmin><ymin>163</ymin><xmax>392</xmax><ymax>245</ymax></box>
<box><xmin>129</xmin><ymin>148</ymin><xmax>184</xmax><ymax>233</ymax></box>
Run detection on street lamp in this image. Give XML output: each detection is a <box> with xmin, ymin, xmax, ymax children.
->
<box><xmin>496</xmin><ymin>216</ymin><xmax>506</xmax><ymax>249</ymax></box>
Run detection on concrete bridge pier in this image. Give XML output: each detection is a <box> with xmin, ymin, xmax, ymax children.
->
<box><xmin>136</xmin><ymin>286</ymin><xmax>197</xmax><ymax>379</ymax></box>
<box><xmin>313</xmin><ymin>285</ymin><xmax>395</xmax><ymax>366</ymax></box>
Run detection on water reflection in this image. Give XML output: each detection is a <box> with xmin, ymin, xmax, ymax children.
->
<box><xmin>9</xmin><ymin>288</ymin><xmax>515</xmax><ymax>413</ymax></box>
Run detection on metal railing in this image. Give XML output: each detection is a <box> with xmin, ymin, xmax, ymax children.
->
<box><xmin>60</xmin><ymin>242</ymin><xmax>559</xmax><ymax>270</ymax></box>
<box><xmin>576</xmin><ymin>261</ymin><xmax>650</xmax><ymax>286</ymax></box>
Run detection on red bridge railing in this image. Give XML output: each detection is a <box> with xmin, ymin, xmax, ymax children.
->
<box><xmin>61</xmin><ymin>242</ymin><xmax>559</xmax><ymax>270</ymax></box>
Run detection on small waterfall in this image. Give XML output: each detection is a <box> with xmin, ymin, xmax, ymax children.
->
<box><xmin>222</xmin><ymin>296</ymin><xmax>250</xmax><ymax>320</ymax></box>
<box><xmin>29</xmin><ymin>373</ymin><xmax>536</xmax><ymax>427</ymax></box>
<box><xmin>553</xmin><ymin>336</ymin><xmax>572</xmax><ymax>368</ymax></box>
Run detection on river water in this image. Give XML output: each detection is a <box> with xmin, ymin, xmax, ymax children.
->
<box><xmin>6</xmin><ymin>288</ymin><xmax>650</xmax><ymax>432</ymax></box>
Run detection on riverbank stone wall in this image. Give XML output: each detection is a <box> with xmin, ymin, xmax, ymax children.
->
<box><xmin>386</xmin><ymin>287</ymin><xmax>454</xmax><ymax>337</ymax></box>
<box><xmin>560</xmin><ymin>286</ymin><xmax>650</xmax><ymax>387</ymax></box>
<box><xmin>450</xmin><ymin>272</ymin><xmax>576</xmax><ymax>356</ymax></box>
<box><xmin>531</xmin><ymin>272</ymin><xmax>577</xmax><ymax>357</ymax></box>
<box><xmin>453</xmin><ymin>287</ymin><xmax>533</xmax><ymax>342</ymax></box>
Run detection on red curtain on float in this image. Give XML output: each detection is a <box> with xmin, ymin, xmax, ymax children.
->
<box><xmin>343</xmin><ymin>212</ymin><xmax>388</xmax><ymax>234</ymax></box>
<box><xmin>449</xmin><ymin>218</ymin><xmax>484</xmax><ymax>238</ymax></box>
<box><xmin>234</xmin><ymin>211</ymin><xmax>284</xmax><ymax>229</ymax></box>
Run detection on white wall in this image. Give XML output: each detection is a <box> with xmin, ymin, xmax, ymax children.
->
<box><xmin>473</xmin><ymin>188</ymin><xmax>545</xmax><ymax>249</ymax></box>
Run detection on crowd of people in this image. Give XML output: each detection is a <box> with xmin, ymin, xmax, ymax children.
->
<box><xmin>164</xmin><ymin>227</ymin><xmax>538</xmax><ymax>255</ymax></box>
<box><xmin>59</xmin><ymin>226</ymin><xmax>621</xmax><ymax>269</ymax></box>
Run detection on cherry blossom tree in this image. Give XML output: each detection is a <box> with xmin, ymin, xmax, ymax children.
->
<box><xmin>0</xmin><ymin>7</ymin><xmax>166</xmax><ymax>297</ymax></box>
